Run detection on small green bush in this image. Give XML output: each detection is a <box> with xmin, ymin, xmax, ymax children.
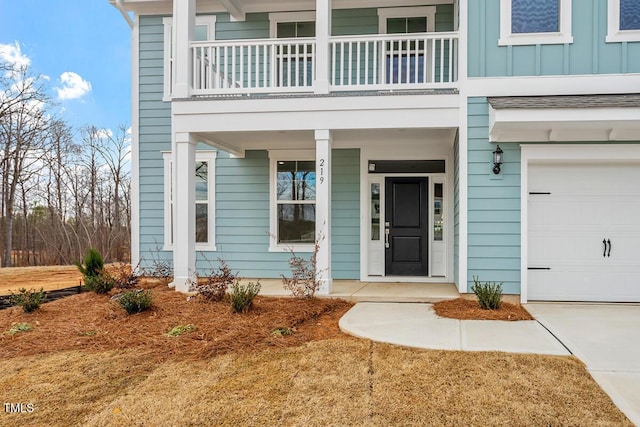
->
<box><xmin>166</xmin><ymin>324</ymin><xmax>195</xmax><ymax>337</ymax></box>
<box><xmin>9</xmin><ymin>288</ymin><xmax>47</xmax><ymax>313</ymax></box>
<box><xmin>471</xmin><ymin>276</ymin><xmax>503</xmax><ymax>310</ymax></box>
<box><xmin>75</xmin><ymin>248</ymin><xmax>104</xmax><ymax>279</ymax></box>
<box><xmin>118</xmin><ymin>290</ymin><xmax>153</xmax><ymax>315</ymax></box>
<box><xmin>84</xmin><ymin>271</ymin><xmax>116</xmax><ymax>294</ymax></box>
<box><xmin>230</xmin><ymin>280</ymin><xmax>261</xmax><ymax>313</ymax></box>
<box><xmin>4</xmin><ymin>322</ymin><xmax>32</xmax><ymax>335</ymax></box>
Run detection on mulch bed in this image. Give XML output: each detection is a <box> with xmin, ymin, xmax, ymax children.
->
<box><xmin>0</xmin><ymin>282</ymin><xmax>353</xmax><ymax>361</ymax></box>
<box><xmin>433</xmin><ymin>298</ymin><xmax>534</xmax><ymax>321</ymax></box>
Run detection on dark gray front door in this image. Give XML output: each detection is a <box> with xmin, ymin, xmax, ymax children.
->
<box><xmin>385</xmin><ymin>177</ymin><xmax>428</xmax><ymax>276</ymax></box>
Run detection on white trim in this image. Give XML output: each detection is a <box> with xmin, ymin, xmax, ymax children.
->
<box><xmin>499</xmin><ymin>0</ymin><xmax>573</xmax><ymax>46</ymax></box>
<box><xmin>163</xmin><ymin>150</ymin><xmax>217</xmax><ymax>252</ymax></box>
<box><xmin>163</xmin><ymin>15</ymin><xmax>217</xmax><ymax>101</ymax></box>
<box><xmin>377</xmin><ymin>6</ymin><xmax>437</xmax><ymax>34</ymax></box>
<box><xmin>606</xmin><ymin>0</ymin><xmax>640</xmax><ymax>42</ymax></box>
<box><xmin>268</xmin><ymin>149</ymin><xmax>316</xmax><ymax>253</ymax></box>
<box><xmin>519</xmin><ymin>144</ymin><xmax>640</xmax><ymax>303</ymax></box>
<box><xmin>269</xmin><ymin>11</ymin><xmax>316</xmax><ymax>38</ymax></box>
<box><xmin>131</xmin><ymin>15</ymin><xmax>141</xmax><ymax>267</ymax></box>
<box><xmin>466</xmin><ymin>73</ymin><xmax>640</xmax><ymax>97</ymax></box>
<box><xmin>457</xmin><ymin>0</ymin><xmax>468</xmax><ymax>294</ymax></box>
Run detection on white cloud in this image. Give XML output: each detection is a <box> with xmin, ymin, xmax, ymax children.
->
<box><xmin>0</xmin><ymin>42</ymin><xmax>30</xmax><ymax>70</ymax></box>
<box><xmin>55</xmin><ymin>71</ymin><xmax>92</xmax><ymax>100</ymax></box>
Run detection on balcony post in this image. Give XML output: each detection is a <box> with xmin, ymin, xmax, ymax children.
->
<box><xmin>173</xmin><ymin>0</ymin><xmax>195</xmax><ymax>98</ymax></box>
<box><xmin>315</xmin><ymin>0</ymin><xmax>332</xmax><ymax>94</ymax></box>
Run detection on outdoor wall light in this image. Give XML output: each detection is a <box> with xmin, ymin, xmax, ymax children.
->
<box><xmin>492</xmin><ymin>145</ymin><xmax>503</xmax><ymax>175</ymax></box>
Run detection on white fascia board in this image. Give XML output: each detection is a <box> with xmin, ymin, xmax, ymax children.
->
<box><xmin>490</xmin><ymin>107</ymin><xmax>640</xmax><ymax>142</ymax></box>
<box><xmin>173</xmin><ymin>106</ymin><xmax>460</xmax><ymax>133</ymax></box>
<box><xmin>467</xmin><ymin>74</ymin><xmax>640</xmax><ymax>97</ymax></box>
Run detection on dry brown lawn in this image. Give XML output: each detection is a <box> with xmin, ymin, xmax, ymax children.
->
<box><xmin>0</xmin><ymin>265</ymin><xmax>82</xmax><ymax>295</ymax></box>
<box><xmin>0</xmin><ymin>267</ymin><xmax>633</xmax><ymax>426</ymax></box>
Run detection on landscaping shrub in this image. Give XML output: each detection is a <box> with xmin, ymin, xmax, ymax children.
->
<box><xmin>112</xmin><ymin>262</ymin><xmax>141</xmax><ymax>289</ymax></box>
<box><xmin>471</xmin><ymin>276</ymin><xmax>503</xmax><ymax>310</ymax></box>
<box><xmin>118</xmin><ymin>290</ymin><xmax>153</xmax><ymax>315</ymax></box>
<box><xmin>84</xmin><ymin>271</ymin><xmax>117</xmax><ymax>294</ymax></box>
<box><xmin>230</xmin><ymin>281</ymin><xmax>261</xmax><ymax>313</ymax></box>
<box><xmin>192</xmin><ymin>258</ymin><xmax>237</xmax><ymax>302</ymax></box>
<box><xmin>9</xmin><ymin>288</ymin><xmax>47</xmax><ymax>313</ymax></box>
<box><xmin>74</xmin><ymin>248</ymin><xmax>104</xmax><ymax>279</ymax></box>
<box><xmin>281</xmin><ymin>237</ymin><xmax>323</xmax><ymax>298</ymax></box>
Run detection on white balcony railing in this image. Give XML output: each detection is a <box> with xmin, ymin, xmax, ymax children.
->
<box><xmin>189</xmin><ymin>32</ymin><xmax>457</xmax><ymax>95</ymax></box>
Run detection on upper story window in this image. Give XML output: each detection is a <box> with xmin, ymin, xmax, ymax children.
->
<box><xmin>499</xmin><ymin>0</ymin><xmax>573</xmax><ymax>46</ymax></box>
<box><xmin>607</xmin><ymin>0</ymin><xmax>640</xmax><ymax>42</ymax></box>
<box><xmin>269</xmin><ymin>12</ymin><xmax>316</xmax><ymax>88</ymax></box>
<box><xmin>269</xmin><ymin>150</ymin><xmax>316</xmax><ymax>252</ymax></box>
<box><xmin>163</xmin><ymin>151</ymin><xmax>217</xmax><ymax>251</ymax></box>
<box><xmin>378</xmin><ymin>7</ymin><xmax>436</xmax><ymax>84</ymax></box>
<box><xmin>163</xmin><ymin>16</ymin><xmax>216</xmax><ymax>100</ymax></box>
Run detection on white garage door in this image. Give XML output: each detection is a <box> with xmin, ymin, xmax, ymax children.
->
<box><xmin>528</xmin><ymin>162</ymin><xmax>640</xmax><ymax>302</ymax></box>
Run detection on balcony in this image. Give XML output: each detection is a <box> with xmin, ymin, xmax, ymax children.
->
<box><xmin>189</xmin><ymin>32</ymin><xmax>458</xmax><ymax>96</ymax></box>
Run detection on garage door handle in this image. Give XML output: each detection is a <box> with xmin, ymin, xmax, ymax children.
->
<box><xmin>603</xmin><ymin>239</ymin><xmax>607</xmax><ymax>257</ymax></box>
<box><xmin>607</xmin><ymin>239</ymin><xmax>611</xmax><ymax>257</ymax></box>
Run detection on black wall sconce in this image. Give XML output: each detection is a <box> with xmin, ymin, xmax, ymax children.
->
<box><xmin>492</xmin><ymin>145</ymin><xmax>503</xmax><ymax>175</ymax></box>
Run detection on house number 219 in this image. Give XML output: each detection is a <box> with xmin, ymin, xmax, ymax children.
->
<box><xmin>319</xmin><ymin>159</ymin><xmax>325</xmax><ymax>184</ymax></box>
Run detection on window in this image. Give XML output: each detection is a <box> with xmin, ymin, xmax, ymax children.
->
<box><xmin>499</xmin><ymin>0</ymin><xmax>573</xmax><ymax>46</ymax></box>
<box><xmin>378</xmin><ymin>7</ymin><xmax>436</xmax><ymax>84</ymax></box>
<box><xmin>163</xmin><ymin>151</ymin><xmax>217</xmax><ymax>251</ymax></box>
<box><xmin>269</xmin><ymin>12</ymin><xmax>315</xmax><ymax>88</ymax></box>
<box><xmin>163</xmin><ymin>16</ymin><xmax>217</xmax><ymax>100</ymax></box>
<box><xmin>269</xmin><ymin>150</ymin><xmax>316</xmax><ymax>251</ymax></box>
<box><xmin>607</xmin><ymin>0</ymin><xmax>640</xmax><ymax>42</ymax></box>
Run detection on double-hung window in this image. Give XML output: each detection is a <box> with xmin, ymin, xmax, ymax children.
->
<box><xmin>269</xmin><ymin>150</ymin><xmax>316</xmax><ymax>251</ymax></box>
<box><xmin>499</xmin><ymin>0</ymin><xmax>573</xmax><ymax>45</ymax></box>
<box><xmin>269</xmin><ymin>12</ymin><xmax>316</xmax><ymax>88</ymax></box>
<box><xmin>607</xmin><ymin>0</ymin><xmax>640</xmax><ymax>42</ymax></box>
<box><xmin>163</xmin><ymin>151</ymin><xmax>217</xmax><ymax>251</ymax></box>
<box><xmin>379</xmin><ymin>7</ymin><xmax>436</xmax><ymax>84</ymax></box>
<box><xmin>163</xmin><ymin>16</ymin><xmax>217</xmax><ymax>100</ymax></box>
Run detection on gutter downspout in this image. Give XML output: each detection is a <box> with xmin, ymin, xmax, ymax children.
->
<box><xmin>115</xmin><ymin>0</ymin><xmax>134</xmax><ymax>29</ymax></box>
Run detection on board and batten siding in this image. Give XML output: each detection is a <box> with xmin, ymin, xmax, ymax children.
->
<box><xmin>469</xmin><ymin>0</ymin><xmax>640</xmax><ymax>77</ymax></box>
<box><xmin>467</xmin><ymin>97</ymin><xmax>521</xmax><ymax>294</ymax></box>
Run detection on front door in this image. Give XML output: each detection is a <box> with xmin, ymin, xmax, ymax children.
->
<box><xmin>385</xmin><ymin>177</ymin><xmax>428</xmax><ymax>276</ymax></box>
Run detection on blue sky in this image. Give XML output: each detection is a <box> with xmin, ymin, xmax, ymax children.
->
<box><xmin>0</xmin><ymin>0</ymin><xmax>132</xmax><ymax>131</ymax></box>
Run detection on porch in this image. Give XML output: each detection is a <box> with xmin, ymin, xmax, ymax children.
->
<box><xmin>255</xmin><ymin>278</ymin><xmax>460</xmax><ymax>302</ymax></box>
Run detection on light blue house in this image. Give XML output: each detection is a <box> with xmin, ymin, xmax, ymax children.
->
<box><xmin>112</xmin><ymin>0</ymin><xmax>640</xmax><ymax>302</ymax></box>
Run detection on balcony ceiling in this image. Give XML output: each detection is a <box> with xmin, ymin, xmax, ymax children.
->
<box><xmin>117</xmin><ymin>0</ymin><xmax>454</xmax><ymax>18</ymax></box>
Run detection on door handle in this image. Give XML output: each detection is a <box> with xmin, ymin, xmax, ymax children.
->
<box><xmin>385</xmin><ymin>227</ymin><xmax>390</xmax><ymax>248</ymax></box>
<box><xmin>607</xmin><ymin>239</ymin><xmax>611</xmax><ymax>257</ymax></box>
<box><xmin>603</xmin><ymin>239</ymin><xmax>607</xmax><ymax>258</ymax></box>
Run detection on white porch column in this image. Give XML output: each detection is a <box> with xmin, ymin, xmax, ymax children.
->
<box><xmin>314</xmin><ymin>0</ymin><xmax>332</xmax><ymax>94</ymax></box>
<box><xmin>171</xmin><ymin>132</ymin><xmax>196</xmax><ymax>292</ymax></box>
<box><xmin>172</xmin><ymin>0</ymin><xmax>195</xmax><ymax>98</ymax></box>
<box><xmin>315</xmin><ymin>129</ymin><xmax>332</xmax><ymax>294</ymax></box>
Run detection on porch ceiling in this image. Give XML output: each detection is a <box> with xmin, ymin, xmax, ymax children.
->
<box><xmin>195</xmin><ymin>128</ymin><xmax>457</xmax><ymax>156</ymax></box>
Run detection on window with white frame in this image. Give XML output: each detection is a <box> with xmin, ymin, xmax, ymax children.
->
<box><xmin>269</xmin><ymin>150</ymin><xmax>316</xmax><ymax>251</ymax></box>
<box><xmin>499</xmin><ymin>0</ymin><xmax>573</xmax><ymax>46</ymax></box>
<box><xmin>378</xmin><ymin>7</ymin><xmax>436</xmax><ymax>84</ymax></box>
<box><xmin>269</xmin><ymin>12</ymin><xmax>316</xmax><ymax>88</ymax></box>
<box><xmin>607</xmin><ymin>0</ymin><xmax>640</xmax><ymax>42</ymax></box>
<box><xmin>163</xmin><ymin>16</ymin><xmax>217</xmax><ymax>100</ymax></box>
<box><xmin>163</xmin><ymin>151</ymin><xmax>217</xmax><ymax>251</ymax></box>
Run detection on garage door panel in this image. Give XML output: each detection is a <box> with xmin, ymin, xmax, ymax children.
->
<box><xmin>528</xmin><ymin>161</ymin><xmax>640</xmax><ymax>302</ymax></box>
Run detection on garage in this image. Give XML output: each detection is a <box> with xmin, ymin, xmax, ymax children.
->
<box><xmin>526</xmin><ymin>157</ymin><xmax>640</xmax><ymax>302</ymax></box>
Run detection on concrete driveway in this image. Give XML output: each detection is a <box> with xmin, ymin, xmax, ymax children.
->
<box><xmin>526</xmin><ymin>303</ymin><xmax>640</xmax><ymax>426</ymax></box>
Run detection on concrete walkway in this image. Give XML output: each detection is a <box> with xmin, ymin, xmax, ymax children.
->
<box><xmin>339</xmin><ymin>302</ymin><xmax>569</xmax><ymax>355</ymax></box>
<box><xmin>340</xmin><ymin>302</ymin><xmax>640</xmax><ymax>426</ymax></box>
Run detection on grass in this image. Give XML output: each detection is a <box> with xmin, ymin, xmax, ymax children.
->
<box><xmin>0</xmin><ymin>340</ymin><xmax>631</xmax><ymax>426</ymax></box>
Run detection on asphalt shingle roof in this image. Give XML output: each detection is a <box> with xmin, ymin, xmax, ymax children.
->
<box><xmin>488</xmin><ymin>94</ymin><xmax>640</xmax><ymax>109</ymax></box>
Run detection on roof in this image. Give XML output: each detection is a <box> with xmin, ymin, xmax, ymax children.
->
<box><xmin>488</xmin><ymin>94</ymin><xmax>640</xmax><ymax>109</ymax></box>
